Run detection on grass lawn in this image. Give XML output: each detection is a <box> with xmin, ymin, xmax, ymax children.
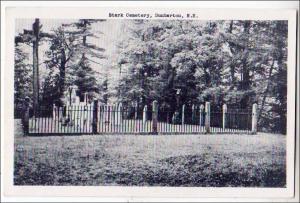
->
<box><xmin>14</xmin><ymin>120</ymin><xmax>286</xmax><ymax>187</ymax></box>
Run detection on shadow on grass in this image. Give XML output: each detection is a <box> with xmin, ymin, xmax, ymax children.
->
<box><xmin>14</xmin><ymin>154</ymin><xmax>286</xmax><ymax>187</ymax></box>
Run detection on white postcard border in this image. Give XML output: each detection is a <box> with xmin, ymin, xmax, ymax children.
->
<box><xmin>2</xmin><ymin>5</ymin><xmax>297</xmax><ymax>200</ymax></box>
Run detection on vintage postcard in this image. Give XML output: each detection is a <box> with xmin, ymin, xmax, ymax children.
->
<box><xmin>1</xmin><ymin>3</ymin><xmax>298</xmax><ymax>202</ymax></box>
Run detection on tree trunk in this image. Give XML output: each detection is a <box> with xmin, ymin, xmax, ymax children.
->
<box><xmin>276</xmin><ymin>31</ymin><xmax>287</xmax><ymax>134</ymax></box>
<box><xmin>241</xmin><ymin>21</ymin><xmax>251</xmax><ymax>91</ymax></box>
<box><xmin>258</xmin><ymin>60</ymin><xmax>275</xmax><ymax>123</ymax></box>
<box><xmin>228</xmin><ymin>21</ymin><xmax>236</xmax><ymax>89</ymax></box>
<box><xmin>59</xmin><ymin>48</ymin><xmax>66</xmax><ymax>105</ymax></box>
<box><xmin>240</xmin><ymin>21</ymin><xmax>251</xmax><ymax>108</ymax></box>
<box><xmin>204</xmin><ymin>66</ymin><xmax>211</xmax><ymax>87</ymax></box>
<box><xmin>82</xmin><ymin>19</ymin><xmax>87</xmax><ymax>58</ymax></box>
<box><xmin>32</xmin><ymin>18</ymin><xmax>40</xmax><ymax>116</ymax></box>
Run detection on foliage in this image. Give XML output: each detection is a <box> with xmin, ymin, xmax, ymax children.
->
<box><xmin>116</xmin><ymin>20</ymin><xmax>288</xmax><ymax>133</ymax></box>
<box><xmin>70</xmin><ymin>56</ymin><xmax>100</xmax><ymax>101</ymax></box>
<box><xmin>14</xmin><ymin>19</ymin><xmax>288</xmax><ymax>133</ymax></box>
<box><xmin>42</xmin><ymin>19</ymin><xmax>106</xmax><ymax>105</ymax></box>
<box><xmin>14</xmin><ymin>44</ymin><xmax>32</xmax><ymax>115</ymax></box>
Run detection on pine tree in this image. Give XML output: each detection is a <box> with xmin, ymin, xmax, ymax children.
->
<box><xmin>43</xmin><ymin>19</ymin><xmax>106</xmax><ymax>105</ymax></box>
<box><xmin>71</xmin><ymin>56</ymin><xmax>99</xmax><ymax>101</ymax></box>
<box><xmin>66</xmin><ymin>19</ymin><xmax>106</xmax><ymax>101</ymax></box>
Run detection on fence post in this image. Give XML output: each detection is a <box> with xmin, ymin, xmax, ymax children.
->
<box><xmin>252</xmin><ymin>103</ymin><xmax>258</xmax><ymax>134</ymax></box>
<box><xmin>68</xmin><ymin>105</ymin><xmax>73</xmax><ymax>126</ymax></box>
<box><xmin>22</xmin><ymin>97</ymin><xmax>30</xmax><ymax>136</ymax></box>
<box><xmin>199</xmin><ymin>104</ymin><xmax>204</xmax><ymax>127</ymax></box>
<box><xmin>192</xmin><ymin>104</ymin><xmax>195</xmax><ymax>124</ymax></box>
<box><xmin>59</xmin><ymin>106</ymin><xmax>63</xmax><ymax>122</ymax></box>
<box><xmin>205</xmin><ymin>102</ymin><xmax>210</xmax><ymax>133</ymax></box>
<box><xmin>152</xmin><ymin>100</ymin><xmax>158</xmax><ymax>134</ymax></box>
<box><xmin>84</xmin><ymin>93</ymin><xmax>88</xmax><ymax>105</ymax></box>
<box><xmin>134</xmin><ymin>101</ymin><xmax>138</xmax><ymax>120</ymax></box>
<box><xmin>143</xmin><ymin>105</ymin><xmax>148</xmax><ymax>124</ymax></box>
<box><xmin>182</xmin><ymin>104</ymin><xmax>185</xmax><ymax>126</ymax></box>
<box><xmin>52</xmin><ymin>104</ymin><xmax>56</xmax><ymax>119</ymax></box>
<box><xmin>222</xmin><ymin>104</ymin><xmax>227</xmax><ymax>130</ymax></box>
<box><xmin>62</xmin><ymin>105</ymin><xmax>66</xmax><ymax>124</ymax></box>
<box><xmin>117</xmin><ymin>103</ymin><xmax>123</xmax><ymax>126</ymax></box>
<box><xmin>92</xmin><ymin>99</ymin><xmax>98</xmax><ymax>134</ymax></box>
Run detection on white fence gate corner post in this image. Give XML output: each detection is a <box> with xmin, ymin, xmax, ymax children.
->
<box><xmin>252</xmin><ymin>103</ymin><xmax>258</xmax><ymax>134</ymax></box>
<box><xmin>223</xmin><ymin>104</ymin><xmax>227</xmax><ymax>131</ymax></box>
<box><xmin>205</xmin><ymin>102</ymin><xmax>210</xmax><ymax>133</ymax></box>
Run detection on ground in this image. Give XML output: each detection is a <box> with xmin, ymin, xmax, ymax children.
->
<box><xmin>14</xmin><ymin>120</ymin><xmax>286</xmax><ymax>187</ymax></box>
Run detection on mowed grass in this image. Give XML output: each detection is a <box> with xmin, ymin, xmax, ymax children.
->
<box><xmin>14</xmin><ymin>120</ymin><xmax>286</xmax><ymax>187</ymax></box>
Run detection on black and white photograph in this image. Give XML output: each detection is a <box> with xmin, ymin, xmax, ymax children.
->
<box><xmin>1</xmin><ymin>3</ymin><xmax>298</xmax><ymax>202</ymax></box>
<box><xmin>13</xmin><ymin>17</ymin><xmax>289</xmax><ymax>187</ymax></box>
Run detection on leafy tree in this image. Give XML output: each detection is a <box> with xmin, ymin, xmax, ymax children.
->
<box><xmin>43</xmin><ymin>19</ymin><xmax>106</xmax><ymax>105</ymax></box>
<box><xmin>14</xmin><ymin>44</ymin><xmax>32</xmax><ymax>116</ymax></box>
<box><xmin>256</xmin><ymin>21</ymin><xmax>288</xmax><ymax>133</ymax></box>
<box><xmin>15</xmin><ymin>19</ymin><xmax>55</xmax><ymax>115</ymax></box>
<box><xmin>45</xmin><ymin>26</ymin><xmax>79</xmax><ymax>106</ymax></box>
<box><xmin>40</xmin><ymin>69</ymin><xmax>60</xmax><ymax>107</ymax></box>
<box><xmin>116</xmin><ymin>20</ymin><xmax>288</xmax><ymax>133</ymax></box>
<box><xmin>14</xmin><ymin>19</ymin><xmax>288</xmax><ymax>133</ymax></box>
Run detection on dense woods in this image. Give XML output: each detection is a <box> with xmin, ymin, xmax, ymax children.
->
<box><xmin>14</xmin><ymin>19</ymin><xmax>288</xmax><ymax>134</ymax></box>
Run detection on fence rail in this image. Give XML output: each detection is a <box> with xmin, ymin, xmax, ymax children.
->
<box><xmin>20</xmin><ymin>101</ymin><xmax>257</xmax><ymax>135</ymax></box>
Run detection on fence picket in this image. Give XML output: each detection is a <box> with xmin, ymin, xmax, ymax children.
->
<box><xmin>113</xmin><ymin>106</ymin><xmax>117</xmax><ymax>133</ymax></box>
<box><xmin>73</xmin><ymin>106</ymin><xmax>76</xmax><ymax>133</ymax></box>
<box><xmin>69</xmin><ymin>106</ymin><xmax>71</xmax><ymax>133</ymax></box>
